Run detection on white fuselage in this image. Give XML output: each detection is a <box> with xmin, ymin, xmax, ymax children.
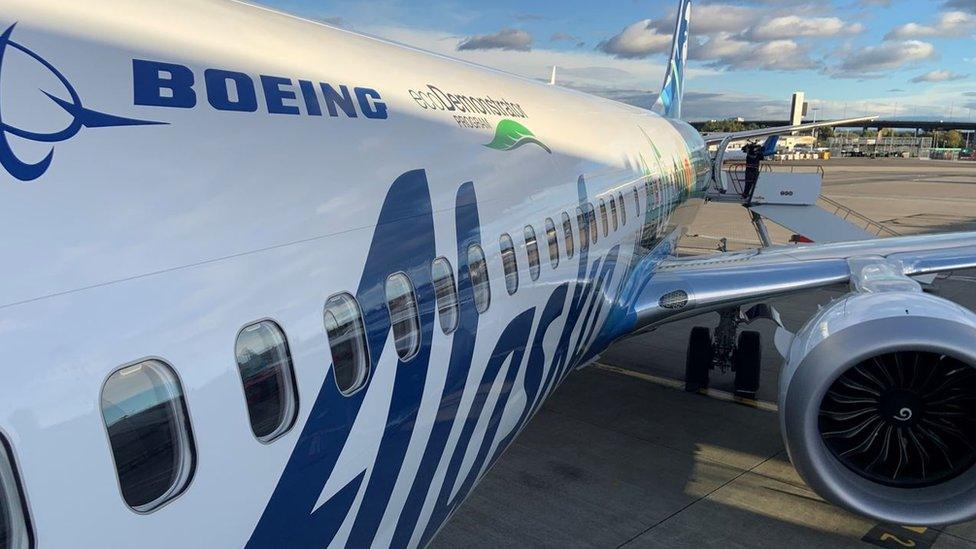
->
<box><xmin>0</xmin><ymin>1</ymin><xmax>709</xmax><ymax>546</ymax></box>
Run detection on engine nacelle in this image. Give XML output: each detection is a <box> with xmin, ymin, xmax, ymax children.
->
<box><xmin>779</xmin><ymin>290</ymin><xmax>976</xmax><ymax>525</ymax></box>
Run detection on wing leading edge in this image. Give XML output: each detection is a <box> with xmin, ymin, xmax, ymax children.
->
<box><xmin>633</xmin><ymin>231</ymin><xmax>976</xmax><ymax>331</ymax></box>
<box><xmin>703</xmin><ymin>116</ymin><xmax>879</xmax><ymax>145</ymax></box>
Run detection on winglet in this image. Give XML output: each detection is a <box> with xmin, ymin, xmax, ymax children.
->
<box><xmin>654</xmin><ymin>0</ymin><xmax>691</xmax><ymax>119</ymax></box>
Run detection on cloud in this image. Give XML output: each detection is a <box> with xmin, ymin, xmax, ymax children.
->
<box><xmin>551</xmin><ymin>32</ymin><xmax>585</xmax><ymax>47</ymax></box>
<box><xmin>690</xmin><ymin>33</ymin><xmax>820</xmax><ymax>71</ymax></box>
<box><xmin>834</xmin><ymin>40</ymin><xmax>936</xmax><ymax>77</ymax></box>
<box><xmin>457</xmin><ymin>28</ymin><xmax>533</xmax><ymax>52</ymax></box>
<box><xmin>944</xmin><ymin>0</ymin><xmax>976</xmax><ymax>14</ymax></box>
<box><xmin>887</xmin><ymin>88</ymin><xmax>905</xmax><ymax>92</ymax></box>
<box><xmin>964</xmin><ymin>92</ymin><xmax>976</xmax><ymax>97</ymax></box>
<box><xmin>650</xmin><ymin>3</ymin><xmax>757</xmax><ymax>35</ymax></box>
<box><xmin>597</xmin><ymin>20</ymin><xmax>672</xmax><ymax>58</ymax></box>
<box><xmin>884</xmin><ymin>11</ymin><xmax>976</xmax><ymax>40</ymax></box>
<box><xmin>909</xmin><ymin>69</ymin><xmax>969</xmax><ymax>83</ymax></box>
<box><xmin>513</xmin><ymin>13</ymin><xmax>546</xmax><ymax>22</ymax></box>
<box><xmin>602</xmin><ymin>5</ymin><xmax>858</xmax><ymax>72</ymax></box>
<box><xmin>746</xmin><ymin>16</ymin><xmax>863</xmax><ymax>41</ymax></box>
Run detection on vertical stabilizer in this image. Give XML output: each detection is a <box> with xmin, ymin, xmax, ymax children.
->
<box><xmin>654</xmin><ymin>0</ymin><xmax>691</xmax><ymax>119</ymax></box>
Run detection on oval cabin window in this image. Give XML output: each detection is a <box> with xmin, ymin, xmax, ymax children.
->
<box><xmin>562</xmin><ymin>212</ymin><xmax>574</xmax><ymax>259</ymax></box>
<box><xmin>524</xmin><ymin>225</ymin><xmax>541</xmax><ymax>281</ymax></box>
<box><xmin>467</xmin><ymin>244</ymin><xmax>491</xmax><ymax>314</ymax></box>
<box><xmin>618</xmin><ymin>191</ymin><xmax>627</xmax><ymax>226</ymax></box>
<box><xmin>545</xmin><ymin>218</ymin><xmax>559</xmax><ymax>269</ymax></box>
<box><xmin>588</xmin><ymin>205</ymin><xmax>599</xmax><ymax>243</ymax></box>
<box><xmin>500</xmin><ymin>233</ymin><xmax>519</xmax><ymax>295</ymax></box>
<box><xmin>101</xmin><ymin>359</ymin><xmax>195</xmax><ymax>512</ymax></box>
<box><xmin>599</xmin><ymin>199</ymin><xmax>609</xmax><ymax>237</ymax></box>
<box><xmin>385</xmin><ymin>273</ymin><xmax>421</xmax><ymax>361</ymax></box>
<box><xmin>576</xmin><ymin>207</ymin><xmax>589</xmax><ymax>252</ymax></box>
<box><xmin>235</xmin><ymin>320</ymin><xmax>298</xmax><ymax>443</ymax></box>
<box><xmin>324</xmin><ymin>293</ymin><xmax>371</xmax><ymax>395</ymax></box>
<box><xmin>609</xmin><ymin>196</ymin><xmax>619</xmax><ymax>231</ymax></box>
<box><xmin>431</xmin><ymin>257</ymin><xmax>459</xmax><ymax>334</ymax></box>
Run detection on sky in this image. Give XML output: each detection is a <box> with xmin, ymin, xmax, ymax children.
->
<box><xmin>252</xmin><ymin>0</ymin><xmax>976</xmax><ymax>121</ymax></box>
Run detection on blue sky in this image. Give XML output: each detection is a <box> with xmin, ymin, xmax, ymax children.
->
<box><xmin>254</xmin><ymin>0</ymin><xmax>976</xmax><ymax>121</ymax></box>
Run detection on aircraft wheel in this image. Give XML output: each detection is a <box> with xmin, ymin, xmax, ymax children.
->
<box><xmin>733</xmin><ymin>331</ymin><xmax>762</xmax><ymax>398</ymax></box>
<box><xmin>685</xmin><ymin>326</ymin><xmax>713</xmax><ymax>392</ymax></box>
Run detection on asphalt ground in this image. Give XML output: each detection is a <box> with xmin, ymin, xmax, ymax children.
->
<box><xmin>433</xmin><ymin>158</ymin><xmax>976</xmax><ymax>548</ymax></box>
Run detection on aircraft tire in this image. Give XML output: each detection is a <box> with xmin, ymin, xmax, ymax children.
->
<box><xmin>733</xmin><ymin>331</ymin><xmax>762</xmax><ymax>398</ymax></box>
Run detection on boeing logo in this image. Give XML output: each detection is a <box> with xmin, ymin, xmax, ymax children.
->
<box><xmin>0</xmin><ymin>23</ymin><xmax>165</xmax><ymax>182</ymax></box>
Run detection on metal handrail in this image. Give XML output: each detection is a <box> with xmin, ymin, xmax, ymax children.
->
<box><xmin>817</xmin><ymin>195</ymin><xmax>901</xmax><ymax>237</ymax></box>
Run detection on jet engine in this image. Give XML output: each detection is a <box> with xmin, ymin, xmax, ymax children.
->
<box><xmin>779</xmin><ymin>288</ymin><xmax>976</xmax><ymax>525</ymax></box>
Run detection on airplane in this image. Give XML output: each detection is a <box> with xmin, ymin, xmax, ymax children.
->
<box><xmin>1</xmin><ymin>0</ymin><xmax>975</xmax><ymax>547</ymax></box>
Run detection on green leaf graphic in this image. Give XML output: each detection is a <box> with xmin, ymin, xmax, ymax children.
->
<box><xmin>484</xmin><ymin>119</ymin><xmax>551</xmax><ymax>153</ymax></box>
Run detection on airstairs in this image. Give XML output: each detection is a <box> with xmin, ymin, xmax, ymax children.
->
<box><xmin>708</xmin><ymin>163</ymin><xmax>899</xmax><ymax>246</ymax></box>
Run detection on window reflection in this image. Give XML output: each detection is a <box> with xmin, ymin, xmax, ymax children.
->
<box><xmin>500</xmin><ymin>233</ymin><xmax>519</xmax><ymax>295</ymax></box>
<box><xmin>386</xmin><ymin>273</ymin><xmax>421</xmax><ymax>361</ymax></box>
<box><xmin>324</xmin><ymin>293</ymin><xmax>370</xmax><ymax>394</ymax></box>
<box><xmin>431</xmin><ymin>257</ymin><xmax>459</xmax><ymax>334</ymax></box>
<box><xmin>468</xmin><ymin>244</ymin><xmax>491</xmax><ymax>314</ymax></box>
<box><xmin>101</xmin><ymin>360</ymin><xmax>195</xmax><ymax>512</ymax></box>
<box><xmin>235</xmin><ymin>321</ymin><xmax>297</xmax><ymax>442</ymax></box>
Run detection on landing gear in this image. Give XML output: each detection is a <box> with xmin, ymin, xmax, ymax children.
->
<box><xmin>685</xmin><ymin>327</ymin><xmax>713</xmax><ymax>392</ymax></box>
<box><xmin>684</xmin><ymin>307</ymin><xmax>764</xmax><ymax>398</ymax></box>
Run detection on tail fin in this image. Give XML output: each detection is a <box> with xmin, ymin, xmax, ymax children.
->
<box><xmin>762</xmin><ymin>135</ymin><xmax>779</xmax><ymax>157</ymax></box>
<box><xmin>654</xmin><ymin>0</ymin><xmax>691</xmax><ymax>119</ymax></box>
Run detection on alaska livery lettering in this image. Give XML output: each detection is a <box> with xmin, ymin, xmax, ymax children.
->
<box><xmin>133</xmin><ymin>59</ymin><xmax>388</xmax><ymax>119</ymax></box>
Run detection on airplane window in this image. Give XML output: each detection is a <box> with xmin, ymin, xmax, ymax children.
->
<box><xmin>609</xmin><ymin>196</ymin><xmax>619</xmax><ymax>231</ymax></box>
<box><xmin>545</xmin><ymin>218</ymin><xmax>560</xmax><ymax>269</ymax></box>
<box><xmin>235</xmin><ymin>320</ymin><xmax>298</xmax><ymax>443</ymax></box>
<box><xmin>324</xmin><ymin>293</ymin><xmax>371</xmax><ymax>395</ymax></box>
<box><xmin>101</xmin><ymin>359</ymin><xmax>195</xmax><ymax>512</ymax></box>
<box><xmin>500</xmin><ymin>233</ymin><xmax>519</xmax><ymax>295</ymax></box>
<box><xmin>588</xmin><ymin>205</ymin><xmax>599</xmax><ymax>244</ymax></box>
<box><xmin>468</xmin><ymin>244</ymin><xmax>491</xmax><ymax>313</ymax></box>
<box><xmin>633</xmin><ymin>187</ymin><xmax>641</xmax><ymax>217</ymax></box>
<box><xmin>576</xmin><ymin>207</ymin><xmax>589</xmax><ymax>253</ymax></box>
<box><xmin>618</xmin><ymin>192</ymin><xmax>627</xmax><ymax>226</ymax></box>
<box><xmin>386</xmin><ymin>273</ymin><xmax>421</xmax><ymax>361</ymax></box>
<box><xmin>524</xmin><ymin>225</ymin><xmax>541</xmax><ymax>281</ymax></box>
<box><xmin>431</xmin><ymin>257</ymin><xmax>459</xmax><ymax>334</ymax></box>
<box><xmin>0</xmin><ymin>435</ymin><xmax>31</xmax><ymax>549</ymax></box>
<box><xmin>562</xmin><ymin>212</ymin><xmax>574</xmax><ymax>259</ymax></box>
<box><xmin>599</xmin><ymin>199</ymin><xmax>609</xmax><ymax>237</ymax></box>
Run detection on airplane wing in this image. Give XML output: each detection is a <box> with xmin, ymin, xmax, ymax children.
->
<box><xmin>633</xmin><ymin>230</ymin><xmax>976</xmax><ymax>330</ymax></box>
<box><xmin>703</xmin><ymin>115</ymin><xmax>878</xmax><ymax>145</ymax></box>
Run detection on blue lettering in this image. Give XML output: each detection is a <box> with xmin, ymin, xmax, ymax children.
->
<box><xmin>321</xmin><ymin>84</ymin><xmax>357</xmax><ymax>118</ymax></box>
<box><xmin>298</xmin><ymin>80</ymin><xmax>322</xmax><ymax>116</ymax></box>
<box><xmin>204</xmin><ymin>69</ymin><xmax>257</xmax><ymax>112</ymax></box>
<box><xmin>261</xmin><ymin>75</ymin><xmax>300</xmax><ymax>115</ymax></box>
<box><xmin>356</xmin><ymin>87</ymin><xmax>387</xmax><ymax>120</ymax></box>
<box><xmin>133</xmin><ymin>59</ymin><xmax>196</xmax><ymax>108</ymax></box>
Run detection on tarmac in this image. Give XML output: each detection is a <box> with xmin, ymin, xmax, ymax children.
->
<box><xmin>433</xmin><ymin>157</ymin><xmax>976</xmax><ymax>548</ymax></box>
